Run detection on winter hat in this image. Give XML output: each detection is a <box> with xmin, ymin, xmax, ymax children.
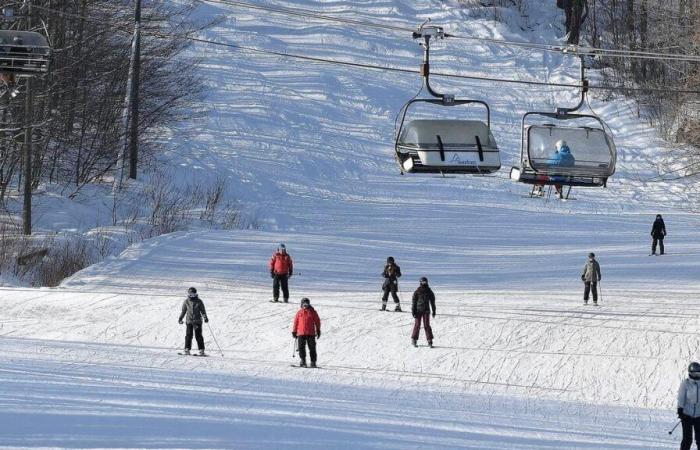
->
<box><xmin>279</xmin><ymin>243</ymin><xmax>286</xmax><ymax>251</ymax></box>
<box><xmin>387</xmin><ymin>256</ymin><xmax>394</xmax><ymax>264</ymax></box>
<box><xmin>419</xmin><ymin>277</ymin><xmax>428</xmax><ymax>286</ymax></box>
<box><xmin>556</xmin><ymin>139</ymin><xmax>568</xmax><ymax>149</ymax></box>
<box><xmin>588</xmin><ymin>252</ymin><xmax>595</xmax><ymax>258</ymax></box>
<box><xmin>656</xmin><ymin>214</ymin><xmax>662</xmax><ymax>219</ymax></box>
<box><xmin>300</xmin><ymin>297</ymin><xmax>311</xmax><ymax>307</ymax></box>
<box><xmin>187</xmin><ymin>287</ymin><xmax>197</xmax><ymax>298</ymax></box>
<box><xmin>689</xmin><ymin>362</ymin><xmax>700</xmax><ymax>379</ymax></box>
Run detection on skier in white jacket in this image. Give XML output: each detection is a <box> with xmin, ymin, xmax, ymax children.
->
<box><xmin>677</xmin><ymin>362</ymin><xmax>700</xmax><ymax>450</ymax></box>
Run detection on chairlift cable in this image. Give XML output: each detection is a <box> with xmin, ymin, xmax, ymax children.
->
<box><xmin>185</xmin><ymin>37</ymin><xmax>700</xmax><ymax>95</ymax></box>
<box><xmin>203</xmin><ymin>0</ymin><xmax>700</xmax><ymax>62</ymax></box>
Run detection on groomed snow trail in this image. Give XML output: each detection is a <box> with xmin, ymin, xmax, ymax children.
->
<box><xmin>1</xmin><ymin>0</ymin><xmax>699</xmax><ymax>448</ymax></box>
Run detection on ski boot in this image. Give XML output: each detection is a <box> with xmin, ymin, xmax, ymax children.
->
<box><xmin>583</xmin><ymin>301</ymin><xmax>588</xmax><ymax>305</ymax></box>
<box><xmin>199</xmin><ymin>349</ymin><xmax>206</xmax><ymax>356</ymax></box>
<box><xmin>283</xmin><ymin>298</ymin><xmax>289</xmax><ymax>303</ymax></box>
<box><xmin>272</xmin><ymin>298</ymin><xmax>279</xmax><ymax>303</ymax></box>
<box><xmin>394</xmin><ymin>304</ymin><xmax>402</xmax><ymax>312</ymax></box>
<box><xmin>381</xmin><ymin>302</ymin><xmax>387</xmax><ymax>311</ymax></box>
<box><xmin>310</xmin><ymin>361</ymin><xmax>317</xmax><ymax>368</ymax></box>
<box><xmin>183</xmin><ymin>349</ymin><xmax>191</xmax><ymax>355</ymax></box>
<box><xmin>593</xmin><ymin>302</ymin><xmax>598</xmax><ymax>306</ymax></box>
<box><xmin>412</xmin><ymin>339</ymin><xmax>417</xmax><ymax>347</ymax></box>
<box><xmin>300</xmin><ymin>359</ymin><xmax>307</xmax><ymax>368</ymax></box>
<box><xmin>428</xmin><ymin>341</ymin><xmax>433</xmax><ymax>348</ymax></box>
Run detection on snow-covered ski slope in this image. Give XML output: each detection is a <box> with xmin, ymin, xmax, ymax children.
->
<box><xmin>2</xmin><ymin>0</ymin><xmax>700</xmax><ymax>448</ymax></box>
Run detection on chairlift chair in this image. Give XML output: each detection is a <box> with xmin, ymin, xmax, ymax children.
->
<box><xmin>510</xmin><ymin>56</ymin><xmax>616</xmax><ymax>192</ymax></box>
<box><xmin>394</xmin><ymin>23</ymin><xmax>500</xmax><ymax>175</ymax></box>
<box><xmin>0</xmin><ymin>30</ymin><xmax>50</xmax><ymax>77</ymax></box>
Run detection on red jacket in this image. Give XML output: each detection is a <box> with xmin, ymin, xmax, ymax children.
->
<box><xmin>269</xmin><ymin>252</ymin><xmax>293</xmax><ymax>275</ymax></box>
<box><xmin>292</xmin><ymin>307</ymin><xmax>320</xmax><ymax>336</ymax></box>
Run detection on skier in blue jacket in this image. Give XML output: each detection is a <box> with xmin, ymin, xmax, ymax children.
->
<box><xmin>548</xmin><ymin>140</ymin><xmax>575</xmax><ymax>198</ymax></box>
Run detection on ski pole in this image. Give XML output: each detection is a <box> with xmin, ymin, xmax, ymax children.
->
<box><xmin>206</xmin><ymin>322</ymin><xmax>224</xmax><ymax>357</ymax></box>
<box><xmin>292</xmin><ymin>336</ymin><xmax>297</xmax><ymax>358</ymax></box>
<box><xmin>598</xmin><ymin>279</ymin><xmax>603</xmax><ymax>303</ymax></box>
<box><xmin>669</xmin><ymin>420</ymin><xmax>681</xmax><ymax>435</ymax></box>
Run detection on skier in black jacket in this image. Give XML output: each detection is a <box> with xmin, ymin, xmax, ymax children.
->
<box><xmin>411</xmin><ymin>277</ymin><xmax>436</xmax><ymax>348</ymax></box>
<box><xmin>651</xmin><ymin>214</ymin><xmax>667</xmax><ymax>255</ymax></box>
<box><xmin>178</xmin><ymin>287</ymin><xmax>209</xmax><ymax>356</ymax></box>
<box><xmin>381</xmin><ymin>257</ymin><xmax>402</xmax><ymax>311</ymax></box>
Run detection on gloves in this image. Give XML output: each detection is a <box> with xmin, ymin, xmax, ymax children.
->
<box><xmin>292</xmin><ymin>332</ymin><xmax>297</xmax><ymax>338</ymax></box>
<box><xmin>432</xmin><ymin>312</ymin><xmax>436</xmax><ymax>318</ymax></box>
<box><xmin>678</xmin><ymin>408</ymin><xmax>684</xmax><ymax>419</ymax></box>
<box><xmin>204</xmin><ymin>317</ymin><xmax>209</xmax><ymax>323</ymax></box>
<box><xmin>288</xmin><ymin>272</ymin><xmax>293</xmax><ymax>278</ymax></box>
<box><xmin>316</xmin><ymin>330</ymin><xmax>321</xmax><ymax>339</ymax></box>
<box><xmin>178</xmin><ymin>318</ymin><xmax>183</xmax><ymax>324</ymax></box>
<box><xmin>581</xmin><ymin>275</ymin><xmax>585</xmax><ymax>281</ymax></box>
<box><xmin>270</xmin><ymin>271</ymin><xmax>275</xmax><ymax>278</ymax></box>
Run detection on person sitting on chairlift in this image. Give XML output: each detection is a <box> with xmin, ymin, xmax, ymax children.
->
<box><xmin>548</xmin><ymin>140</ymin><xmax>575</xmax><ymax>198</ymax></box>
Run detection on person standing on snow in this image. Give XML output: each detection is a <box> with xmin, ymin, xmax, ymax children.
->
<box><xmin>651</xmin><ymin>214</ymin><xmax>667</xmax><ymax>255</ymax></box>
<box><xmin>292</xmin><ymin>297</ymin><xmax>321</xmax><ymax>367</ymax></box>
<box><xmin>269</xmin><ymin>243</ymin><xmax>293</xmax><ymax>303</ymax></box>
<box><xmin>178</xmin><ymin>287</ymin><xmax>209</xmax><ymax>356</ymax></box>
<box><xmin>581</xmin><ymin>252</ymin><xmax>602</xmax><ymax>305</ymax></box>
<box><xmin>677</xmin><ymin>362</ymin><xmax>700</xmax><ymax>450</ymax></box>
<box><xmin>411</xmin><ymin>277</ymin><xmax>436</xmax><ymax>348</ymax></box>
<box><xmin>381</xmin><ymin>256</ymin><xmax>402</xmax><ymax>311</ymax></box>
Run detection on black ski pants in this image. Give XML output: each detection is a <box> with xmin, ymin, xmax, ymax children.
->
<box><xmin>185</xmin><ymin>323</ymin><xmax>205</xmax><ymax>350</ymax></box>
<box><xmin>382</xmin><ymin>287</ymin><xmax>400</xmax><ymax>304</ymax></box>
<box><xmin>584</xmin><ymin>282</ymin><xmax>598</xmax><ymax>302</ymax></box>
<box><xmin>273</xmin><ymin>274</ymin><xmax>289</xmax><ymax>301</ymax></box>
<box><xmin>680</xmin><ymin>416</ymin><xmax>700</xmax><ymax>450</ymax></box>
<box><xmin>382</xmin><ymin>280</ymin><xmax>400</xmax><ymax>304</ymax></box>
<box><xmin>297</xmin><ymin>335</ymin><xmax>317</xmax><ymax>363</ymax></box>
<box><xmin>652</xmin><ymin>237</ymin><xmax>665</xmax><ymax>255</ymax></box>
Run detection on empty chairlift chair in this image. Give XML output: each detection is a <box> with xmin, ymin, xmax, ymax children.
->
<box><xmin>396</xmin><ymin>117</ymin><xmax>500</xmax><ymax>174</ymax></box>
<box><xmin>394</xmin><ymin>23</ymin><xmax>500</xmax><ymax>175</ymax></box>
<box><xmin>0</xmin><ymin>30</ymin><xmax>50</xmax><ymax>77</ymax></box>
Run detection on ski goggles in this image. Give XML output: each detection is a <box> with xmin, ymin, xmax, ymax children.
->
<box><xmin>690</xmin><ymin>372</ymin><xmax>700</xmax><ymax>379</ymax></box>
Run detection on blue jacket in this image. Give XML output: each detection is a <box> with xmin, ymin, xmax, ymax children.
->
<box><xmin>548</xmin><ymin>145</ymin><xmax>575</xmax><ymax>167</ymax></box>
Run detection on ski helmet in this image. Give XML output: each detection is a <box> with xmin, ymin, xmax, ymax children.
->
<box><xmin>588</xmin><ymin>252</ymin><xmax>595</xmax><ymax>258</ymax></box>
<box><xmin>300</xmin><ymin>297</ymin><xmax>311</xmax><ymax>307</ymax></box>
<box><xmin>419</xmin><ymin>277</ymin><xmax>428</xmax><ymax>286</ymax></box>
<box><xmin>689</xmin><ymin>362</ymin><xmax>700</xmax><ymax>379</ymax></box>
<box><xmin>187</xmin><ymin>287</ymin><xmax>197</xmax><ymax>298</ymax></box>
<box><xmin>387</xmin><ymin>256</ymin><xmax>394</xmax><ymax>264</ymax></box>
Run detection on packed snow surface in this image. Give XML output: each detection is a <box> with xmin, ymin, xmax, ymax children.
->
<box><xmin>1</xmin><ymin>0</ymin><xmax>699</xmax><ymax>448</ymax></box>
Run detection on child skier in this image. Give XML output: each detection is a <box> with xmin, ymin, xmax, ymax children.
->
<box><xmin>411</xmin><ymin>277</ymin><xmax>436</xmax><ymax>348</ymax></box>
<box><xmin>292</xmin><ymin>297</ymin><xmax>321</xmax><ymax>367</ymax></box>
<box><xmin>178</xmin><ymin>287</ymin><xmax>209</xmax><ymax>356</ymax></box>
<box><xmin>677</xmin><ymin>362</ymin><xmax>700</xmax><ymax>450</ymax></box>
<box><xmin>381</xmin><ymin>256</ymin><xmax>402</xmax><ymax>311</ymax></box>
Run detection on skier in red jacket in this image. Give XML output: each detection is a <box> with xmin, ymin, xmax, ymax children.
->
<box><xmin>269</xmin><ymin>243</ymin><xmax>294</xmax><ymax>302</ymax></box>
<box><xmin>292</xmin><ymin>297</ymin><xmax>321</xmax><ymax>367</ymax></box>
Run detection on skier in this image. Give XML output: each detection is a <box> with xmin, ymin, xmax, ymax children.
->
<box><xmin>581</xmin><ymin>252</ymin><xmax>602</xmax><ymax>305</ymax></box>
<box><xmin>548</xmin><ymin>140</ymin><xmax>575</xmax><ymax>199</ymax></box>
<box><xmin>292</xmin><ymin>297</ymin><xmax>321</xmax><ymax>368</ymax></box>
<box><xmin>411</xmin><ymin>277</ymin><xmax>436</xmax><ymax>348</ymax></box>
<box><xmin>381</xmin><ymin>256</ymin><xmax>402</xmax><ymax>311</ymax></box>
<box><xmin>677</xmin><ymin>362</ymin><xmax>700</xmax><ymax>450</ymax></box>
<box><xmin>269</xmin><ymin>243</ymin><xmax>293</xmax><ymax>303</ymax></box>
<box><xmin>178</xmin><ymin>287</ymin><xmax>209</xmax><ymax>356</ymax></box>
<box><xmin>651</xmin><ymin>214</ymin><xmax>667</xmax><ymax>255</ymax></box>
